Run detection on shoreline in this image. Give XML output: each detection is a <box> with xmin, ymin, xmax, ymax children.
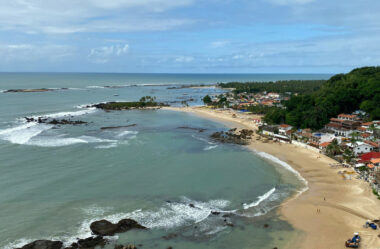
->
<box><xmin>164</xmin><ymin>106</ymin><xmax>380</xmax><ymax>249</ymax></box>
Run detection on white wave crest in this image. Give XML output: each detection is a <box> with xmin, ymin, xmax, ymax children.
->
<box><xmin>116</xmin><ymin>130</ymin><xmax>138</xmax><ymax>138</ymax></box>
<box><xmin>34</xmin><ymin>108</ymin><xmax>97</xmax><ymax>119</ymax></box>
<box><xmin>0</xmin><ymin>123</ymin><xmax>51</xmax><ymax>144</ymax></box>
<box><xmin>204</xmin><ymin>145</ymin><xmax>218</xmax><ymax>151</ymax></box>
<box><xmin>253</xmin><ymin>151</ymin><xmax>308</xmax><ymax>193</ymax></box>
<box><xmin>243</xmin><ymin>187</ymin><xmax>276</xmax><ymax>210</ymax></box>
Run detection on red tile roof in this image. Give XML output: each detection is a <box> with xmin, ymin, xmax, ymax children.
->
<box><xmin>338</xmin><ymin>114</ymin><xmax>357</xmax><ymax>119</ymax></box>
<box><xmin>364</xmin><ymin>140</ymin><xmax>379</xmax><ymax>148</ymax></box>
<box><xmin>360</xmin><ymin>152</ymin><xmax>380</xmax><ymax>162</ymax></box>
<box><xmin>319</xmin><ymin>142</ymin><xmax>331</xmax><ymax>148</ymax></box>
<box><xmin>362</xmin><ymin>122</ymin><xmax>373</xmax><ymax>126</ymax></box>
<box><xmin>361</xmin><ymin>133</ymin><xmax>371</xmax><ymax>138</ymax></box>
<box><xmin>357</xmin><ymin>127</ymin><xmax>367</xmax><ymax>132</ymax></box>
<box><xmin>280</xmin><ymin>124</ymin><xmax>291</xmax><ymax>128</ymax></box>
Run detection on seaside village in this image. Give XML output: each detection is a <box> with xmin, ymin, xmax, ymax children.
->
<box><xmin>208</xmin><ymin>91</ymin><xmax>380</xmax><ymax>198</ymax></box>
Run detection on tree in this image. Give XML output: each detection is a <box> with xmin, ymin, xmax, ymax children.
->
<box><xmin>326</xmin><ymin>139</ymin><xmax>341</xmax><ymax>156</ymax></box>
<box><xmin>202</xmin><ymin>95</ymin><xmax>212</xmax><ymax>105</ymax></box>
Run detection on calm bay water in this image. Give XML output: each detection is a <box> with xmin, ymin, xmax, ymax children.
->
<box><xmin>0</xmin><ymin>73</ymin><xmax>326</xmax><ymax>249</ymax></box>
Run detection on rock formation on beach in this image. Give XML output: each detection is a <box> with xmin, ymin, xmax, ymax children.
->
<box><xmin>210</xmin><ymin>128</ymin><xmax>254</xmax><ymax>145</ymax></box>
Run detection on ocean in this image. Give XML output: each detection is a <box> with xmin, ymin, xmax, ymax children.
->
<box><xmin>0</xmin><ymin>73</ymin><xmax>330</xmax><ymax>249</ymax></box>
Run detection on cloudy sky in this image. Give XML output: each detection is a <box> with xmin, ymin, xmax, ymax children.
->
<box><xmin>0</xmin><ymin>0</ymin><xmax>379</xmax><ymax>73</ymax></box>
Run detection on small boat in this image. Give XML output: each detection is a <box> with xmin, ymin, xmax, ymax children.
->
<box><xmin>114</xmin><ymin>94</ymin><xmax>119</xmax><ymax>96</ymax></box>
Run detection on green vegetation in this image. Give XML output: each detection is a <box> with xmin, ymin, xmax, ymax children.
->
<box><xmin>263</xmin><ymin>67</ymin><xmax>380</xmax><ymax>129</ymax></box>
<box><xmin>202</xmin><ymin>95</ymin><xmax>212</xmax><ymax>105</ymax></box>
<box><xmin>93</xmin><ymin>96</ymin><xmax>166</xmax><ymax>110</ymax></box>
<box><xmin>372</xmin><ymin>188</ymin><xmax>380</xmax><ymax>200</ymax></box>
<box><xmin>219</xmin><ymin>80</ymin><xmax>325</xmax><ymax>95</ymax></box>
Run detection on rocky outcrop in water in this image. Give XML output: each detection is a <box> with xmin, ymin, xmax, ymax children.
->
<box><xmin>4</xmin><ymin>88</ymin><xmax>69</xmax><ymax>93</ymax></box>
<box><xmin>15</xmin><ymin>240</ymin><xmax>63</xmax><ymax>249</ymax></box>
<box><xmin>90</xmin><ymin>219</ymin><xmax>147</xmax><ymax>236</ymax></box>
<box><xmin>177</xmin><ymin>126</ymin><xmax>206</xmax><ymax>132</ymax></box>
<box><xmin>210</xmin><ymin>128</ymin><xmax>254</xmax><ymax>145</ymax></box>
<box><xmin>100</xmin><ymin>124</ymin><xmax>136</xmax><ymax>130</ymax></box>
<box><xmin>16</xmin><ymin>218</ymin><xmax>146</xmax><ymax>249</ymax></box>
<box><xmin>25</xmin><ymin>117</ymin><xmax>87</xmax><ymax>125</ymax></box>
<box><xmin>114</xmin><ymin>244</ymin><xmax>137</xmax><ymax>249</ymax></box>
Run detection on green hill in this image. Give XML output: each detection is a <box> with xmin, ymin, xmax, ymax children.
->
<box><xmin>264</xmin><ymin>66</ymin><xmax>380</xmax><ymax>129</ymax></box>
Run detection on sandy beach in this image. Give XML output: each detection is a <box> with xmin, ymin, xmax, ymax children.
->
<box><xmin>164</xmin><ymin>106</ymin><xmax>380</xmax><ymax>249</ymax></box>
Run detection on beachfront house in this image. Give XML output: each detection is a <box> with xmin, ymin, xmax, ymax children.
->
<box><xmin>278</xmin><ymin>124</ymin><xmax>292</xmax><ymax>136</ymax></box>
<box><xmin>261</xmin><ymin>125</ymin><xmax>278</xmax><ymax>137</ymax></box>
<box><xmin>346</xmin><ymin>141</ymin><xmax>375</xmax><ymax>155</ymax></box>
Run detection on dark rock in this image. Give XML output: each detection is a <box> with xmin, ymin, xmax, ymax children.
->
<box><xmin>210</xmin><ymin>129</ymin><xmax>254</xmax><ymax>145</ymax></box>
<box><xmin>77</xmin><ymin>236</ymin><xmax>107</xmax><ymax>248</ymax></box>
<box><xmin>100</xmin><ymin>124</ymin><xmax>136</xmax><ymax>130</ymax></box>
<box><xmin>24</xmin><ymin>117</ymin><xmax>87</xmax><ymax>125</ymax></box>
<box><xmin>5</xmin><ymin>88</ymin><xmax>54</xmax><ymax>93</ymax></box>
<box><xmin>189</xmin><ymin>204</ymin><xmax>195</xmax><ymax>208</ymax></box>
<box><xmin>90</xmin><ymin>219</ymin><xmax>146</xmax><ymax>236</ymax></box>
<box><xmin>177</xmin><ymin>127</ymin><xmax>206</xmax><ymax>132</ymax></box>
<box><xmin>15</xmin><ymin>240</ymin><xmax>63</xmax><ymax>249</ymax></box>
<box><xmin>162</xmin><ymin>233</ymin><xmax>178</xmax><ymax>240</ymax></box>
<box><xmin>211</xmin><ymin>211</ymin><xmax>220</xmax><ymax>215</ymax></box>
<box><xmin>264</xmin><ymin>224</ymin><xmax>269</xmax><ymax>228</ymax></box>
<box><xmin>114</xmin><ymin>245</ymin><xmax>137</xmax><ymax>249</ymax></box>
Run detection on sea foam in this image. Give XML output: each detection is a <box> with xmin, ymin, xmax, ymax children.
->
<box><xmin>242</xmin><ymin>187</ymin><xmax>276</xmax><ymax>210</ymax></box>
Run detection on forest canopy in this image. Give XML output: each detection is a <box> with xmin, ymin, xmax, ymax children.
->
<box><xmin>261</xmin><ymin>67</ymin><xmax>380</xmax><ymax>129</ymax></box>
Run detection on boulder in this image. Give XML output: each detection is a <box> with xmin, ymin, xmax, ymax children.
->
<box><xmin>77</xmin><ymin>236</ymin><xmax>107</xmax><ymax>249</ymax></box>
<box><xmin>90</xmin><ymin>219</ymin><xmax>146</xmax><ymax>236</ymax></box>
<box><xmin>15</xmin><ymin>240</ymin><xmax>63</xmax><ymax>249</ymax></box>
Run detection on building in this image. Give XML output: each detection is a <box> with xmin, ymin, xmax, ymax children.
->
<box><xmin>325</xmin><ymin>116</ymin><xmax>362</xmax><ymax>137</ymax></box>
<box><xmin>262</xmin><ymin>125</ymin><xmax>278</xmax><ymax>136</ymax></box>
<box><xmin>278</xmin><ymin>124</ymin><xmax>292</xmax><ymax>136</ymax></box>
<box><xmin>337</xmin><ymin>114</ymin><xmax>359</xmax><ymax>121</ymax></box>
<box><xmin>346</xmin><ymin>142</ymin><xmax>375</xmax><ymax>155</ymax></box>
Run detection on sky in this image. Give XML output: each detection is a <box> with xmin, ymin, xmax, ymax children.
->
<box><xmin>0</xmin><ymin>0</ymin><xmax>380</xmax><ymax>73</ymax></box>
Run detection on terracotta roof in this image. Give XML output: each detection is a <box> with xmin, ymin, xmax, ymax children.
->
<box><xmin>326</xmin><ymin>123</ymin><xmax>342</xmax><ymax>128</ymax></box>
<box><xmin>361</xmin><ymin>133</ymin><xmax>371</xmax><ymax>138</ymax></box>
<box><xmin>319</xmin><ymin>142</ymin><xmax>331</xmax><ymax>148</ymax></box>
<box><xmin>279</xmin><ymin>124</ymin><xmax>291</xmax><ymax>128</ymax></box>
<box><xmin>362</xmin><ymin>122</ymin><xmax>373</xmax><ymax>126</ymax></box>
<box><xmin>357</xmin><ymin>127</ymin><xmax>367</xmax><ymax>132</ymax></box>
<box><xmin>367</xmin><ymin>164</ymin><xmax>375</xmax><ymax>169</ymax></box>
<box><xmin>330</xmin><ymin>118</ymin><xmax>343</xmax><ymax>122</ymax></box>
<box><xmin>364</xmin><ymin>140</ymin><xmax>378</xmax><ymax>148</ymax></box>
<box><xmin>371</xmin><ymin>158</ymin><xmax>380</xmax><ymax>164</ymax></box>
<box><xmin>338</xmin><ymin>114</ymin><xmax>357</xmax><ymax>118</ymax></box>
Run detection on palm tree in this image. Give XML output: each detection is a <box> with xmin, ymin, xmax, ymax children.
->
<box><xmin>326</xmin><ymin>139</ymin><xmax>341</xmax><ymax>156</ymax></box>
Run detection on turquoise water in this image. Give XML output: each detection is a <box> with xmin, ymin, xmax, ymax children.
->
<box><xmin>0</xmin><ymin>73</ymin><xmax>317</xmax><ymax>249</ymax></box>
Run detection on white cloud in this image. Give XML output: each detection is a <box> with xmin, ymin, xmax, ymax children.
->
<box><xmin>174</xmin><ymin>56</ymin><xmax>194</xmax><ymax>63</ymax></box>
<box><xmin>89</xmin><ymin>44</ymin><xmax>129</xmax><ymax>63</ymax></box>
<box><xmin>210</xmin><ymin>41</ymin><xmax>229</xmax><ymax>48</ymax></box>
<box><xmin>266</xmin><ymin>0</ymin><xmax>314</xmax><ymax>5</ymax></box>
<box><xmin>0</xmin><ymin>0</ymin><xmax>195</xmax><ymax>34</ymax></box>
<box><xmin>0</xmin><ymin>43</ymin><xmax>73</xmax><ymax>64</ymax></box>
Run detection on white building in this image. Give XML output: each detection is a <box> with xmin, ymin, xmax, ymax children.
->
<box><xmin>346</xmin><ymin>142</ymin><xmax>375</xmax><ymax>155</ymax></box>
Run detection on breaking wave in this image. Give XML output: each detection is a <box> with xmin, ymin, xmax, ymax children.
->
<box><xmin>243</xmin><ymin>187</ymin><xmax>276</xmax><ymax>210</ymax></box>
